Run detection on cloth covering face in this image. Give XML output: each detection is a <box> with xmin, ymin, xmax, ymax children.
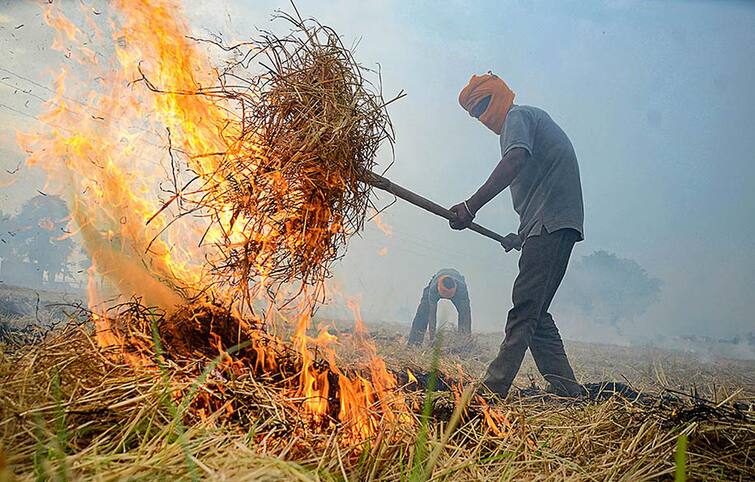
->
<box><xmin>437</xmin><ymin>275</ymin><xmax>458</xmax><ymax>299</ymax></box>
<box><xmin>458</xmin><ymin>73</ymin><xmax>516</xmax><ymax>134</ymax></box>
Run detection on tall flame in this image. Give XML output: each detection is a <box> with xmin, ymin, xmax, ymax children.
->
<box><xmin>21</xmin><ymin>1</ymin><xmax>227</xmax><ymax>313</ymax></box>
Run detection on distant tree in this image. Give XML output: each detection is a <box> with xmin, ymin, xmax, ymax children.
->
<box><xmin>1</xmin><ymin>195</ymin><xmax>74</xmax><ymax>286</ymax></box>
<box><xmin>560</xmin><ymin>250</ymin><xmax>662</xmax><ymax>327</ymax></box>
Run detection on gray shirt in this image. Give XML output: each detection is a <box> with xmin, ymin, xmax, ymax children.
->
<box><xmin>500</xmin><ymin>105</ymin><xmax>584</xmax><ymax>243</ymax></box>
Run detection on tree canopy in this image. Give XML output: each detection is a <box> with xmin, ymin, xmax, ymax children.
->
<box><xmin>0</xmin><ymin>195</ymin><xmax>74</xmax><ymax>287</ymax></box>
<box><xmin>560</xmin><ymin>250</ymin><xmax>662</xmax><ymax>327</ymax></box>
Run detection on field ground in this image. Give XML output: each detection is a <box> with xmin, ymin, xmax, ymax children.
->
<box><xmin>365</xmin><ymin>321</ymin><xmax>755</xmax><ymax>400</ymax></box>
<box><xmin>0</xmin><ymin>283</ymin><xmax>84</xmax><ymax>324</ymax></box>
<box><xmin>0</xmin><ymin>284</ymin><xmax>753</xmax><ymax>480</ymax></box>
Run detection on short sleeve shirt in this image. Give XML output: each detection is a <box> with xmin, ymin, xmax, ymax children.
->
<box><xmin>500</xmin><ymin>105</ymin><xmax>584</xmax><ymax>242</ymax></box>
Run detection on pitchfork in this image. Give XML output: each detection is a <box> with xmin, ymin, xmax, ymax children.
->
<box><xmin>364</xmin><ymin>171</ymin><xmax>521</xmax><ymax>252</ymax></box>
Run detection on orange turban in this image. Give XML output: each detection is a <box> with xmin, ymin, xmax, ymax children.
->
<box><xmin>458</xmin><ymin>73</ymin><xmax>516</xmax><ymax>135</ymax></box>
<box><xmin>437</xmin><ymin>275</ymin><xmax>457</xmax><ymax>299</ymax></box>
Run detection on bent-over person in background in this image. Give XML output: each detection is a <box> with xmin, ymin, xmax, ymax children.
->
<box><xmin>449</xmin><ymin>72</ymin><xmax>585</xmax><ymax>398</ymax></box>
<box><xmin>407</xmin><ymin>268</ymin><xmax>471</xmax><ymax>345</ymax></box>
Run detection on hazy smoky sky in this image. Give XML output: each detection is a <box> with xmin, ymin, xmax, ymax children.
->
<box><xmin>0</xmin><ymin>1</ymin><xmax>753</xmax><ymax>347</ymax></box>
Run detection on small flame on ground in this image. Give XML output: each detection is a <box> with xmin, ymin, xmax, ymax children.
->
<box><xmin>477</xmin><ymin>395</ymin><xmax>512</xmax><ymax>438</ymax></box>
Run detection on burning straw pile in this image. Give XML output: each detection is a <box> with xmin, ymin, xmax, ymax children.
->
<box><xmin>2</xmin><ymin>321</ymin><xmax>754</xmax><ymax>480</ymax></box>
<box><xmin>157</xmin><ymin>11</ymin><xmax>401</xmax><ymax>305</ymax></box>
<box><xmin>92</xmin><ymin>11</ymin><xmax>416</xmax><ymax>438</ymax></box>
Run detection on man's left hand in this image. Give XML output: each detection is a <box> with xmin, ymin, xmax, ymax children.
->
<box><xmin>449</xmin><ymin>202</ymin><xmax>475</xmax><ymax>230</ymax></box>
<box><xmin>501</xmin><ymin>233</ymin><xmax>522</xmax><ymax>252</ymax></box>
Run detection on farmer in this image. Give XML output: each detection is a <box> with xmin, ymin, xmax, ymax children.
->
<box><xmin>407</xmin><ymin>268</ymin><xmax>471</xmax><ymax>345</ymax></box>
<box><xmin>448</xmin><ymin>72</ymin><xmax>584</xmax><ymax>398</ymax></box>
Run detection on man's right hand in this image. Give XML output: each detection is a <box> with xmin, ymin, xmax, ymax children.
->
<box><xmin>449</xmin><ymin>202</ymin><xmax>475</xmax><ymax>230</ymax></box>
<box><xmin>501</xmin><ymin>233</ymin><xmax>522</xmax><ymax>252</ymax></box>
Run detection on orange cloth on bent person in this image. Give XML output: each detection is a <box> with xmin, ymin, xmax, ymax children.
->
<box><xmin>437</xmin><ymin>275</ymin><xmax>457</xmax><ymax>299</ymax></box>
<box><xmin>458</xmin><ymin>73</ymin><xmax>516</xmax><ymax>135</ymax></box>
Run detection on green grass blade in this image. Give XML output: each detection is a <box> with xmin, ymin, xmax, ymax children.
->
<box><xmin>409</xmin><ymin>335</ymin><xmax>441</xmax><ymax>482</ymax></box>
<box><xmin>675</xmin><ymin>433</ymin><xmax>687</xmax><ymax>482</ymax></box>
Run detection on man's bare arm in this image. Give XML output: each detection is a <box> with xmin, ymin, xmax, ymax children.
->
<box><xmin>449</xmin><ymin>147</ymin><xmax>528</xmax><ymax>230</ymax></box>
<box><xmin>466</xmin><ymin>147</ymin><xmax>527</xmax><ymax>214</ymax></box>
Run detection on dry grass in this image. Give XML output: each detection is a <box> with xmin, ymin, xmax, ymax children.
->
<box><xmin>1</xmin><ymin>321</ymin><xmax>752</xmax><ymax>481</ymax></box>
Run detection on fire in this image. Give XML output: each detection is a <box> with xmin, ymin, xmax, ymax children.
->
<box><xmin>20</xmin><ymin>0</ymin><xmax>411</xmax><ymax>443</ymax></box>
<box><xmin>22</xmin><ymin>3</ymin><xmax>215</xmax><ymax>314</ymax></box>
<box><xmin>477</xmin><ymin>395</ymin><xmax>511</xmax><ymax>437</ymax></box>
<box><xmin>371</xmin><ymin>209</ymin><xmax>393</xmax><ymax>237</ymax></box>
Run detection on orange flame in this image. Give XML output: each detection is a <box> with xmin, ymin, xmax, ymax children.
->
<box><xmin>20</xmin><ymin>2</ymin><xmax>222</xmax><ymax>316</ymax></box>
<box><xmin>371</xmin><ymin>210</ymin><xmax>393</xmax><ymax>237</ymax></box>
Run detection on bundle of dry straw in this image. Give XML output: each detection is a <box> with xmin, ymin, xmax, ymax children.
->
<box><xmin>164</xmin><ymin>10</ymin><xmax>403</xmax><ymax>303</ymax></box>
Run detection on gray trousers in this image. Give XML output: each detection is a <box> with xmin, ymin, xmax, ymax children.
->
<box><xmin>408</xmin><ymin>286</ymin><xmax>471</xmax><ymax>345</ymax></box>
<box><xmin>483</xmin><ymin>228</ymin><xmax>582</xmax><ymax>397</ymax></box>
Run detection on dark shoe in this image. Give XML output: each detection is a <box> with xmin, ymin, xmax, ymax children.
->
<box><xmin>544</xmin><ymin>379</ymin><xmax>586</xmax><ymax>398</ymax></box>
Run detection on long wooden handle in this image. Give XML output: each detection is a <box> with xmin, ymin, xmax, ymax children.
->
<box><xmin>364</xmin><ymin>171</ymin><xmax>509</xmax><ymax>245</ymax></box>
